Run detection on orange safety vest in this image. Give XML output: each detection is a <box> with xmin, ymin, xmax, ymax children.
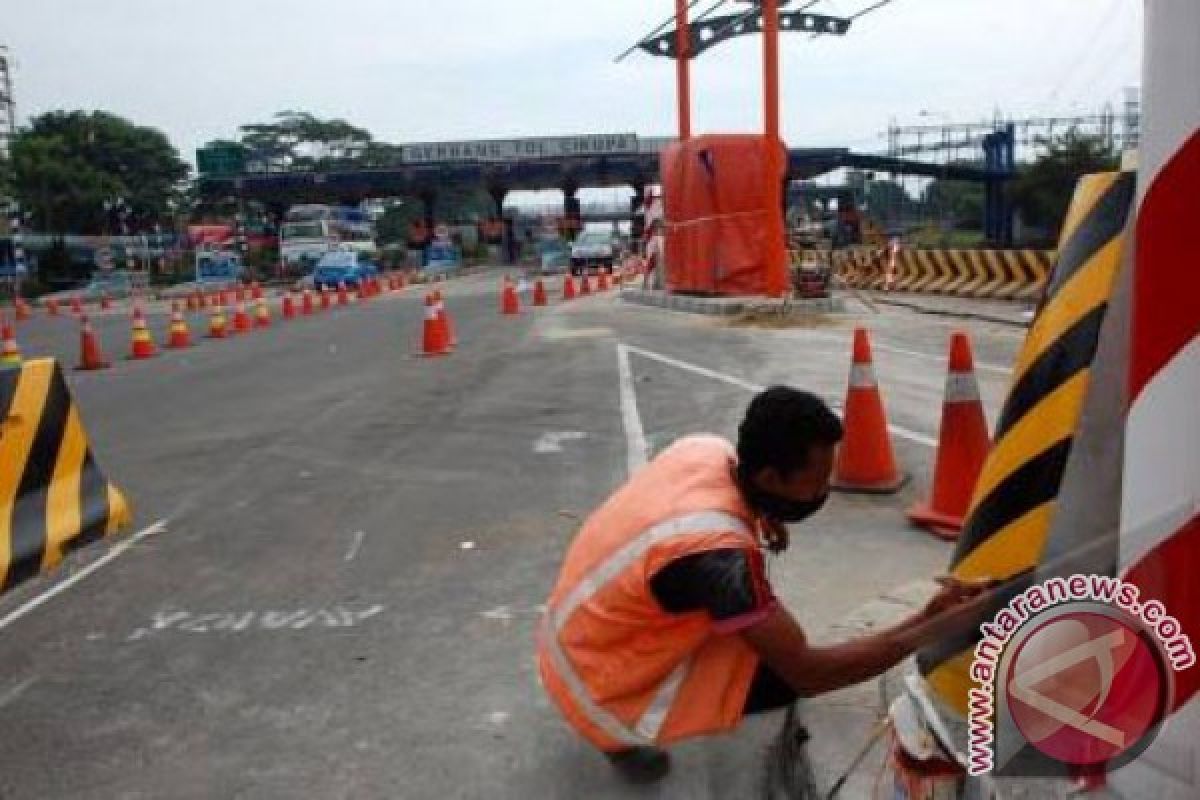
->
<box><xmin>537</xmin><ymin>435</ymin><xmax>764</xmax><ymax>752</ymax></box>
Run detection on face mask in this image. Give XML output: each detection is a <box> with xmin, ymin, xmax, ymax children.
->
<box><xmin>743</xmin><ymin>484</ymin><xmax>829</xmax><ymax>524</ymax></box>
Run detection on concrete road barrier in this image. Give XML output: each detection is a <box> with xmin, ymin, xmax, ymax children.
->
<box><xmin>0</xmin><ymin>358</ymin><xmax>132</xmax><ymax>592</ymax></box>
<box><xmin>833</xmin><ymin>247</ymin><xmax>1055</xmax><ymax>301</ymax></box>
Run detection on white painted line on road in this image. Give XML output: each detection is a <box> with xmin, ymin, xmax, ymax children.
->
<box><xmin>345</xmin><ymin>530</ymin><xmax>366</xmax><ymax>562</ymax></box>
<box><xmin>0</xmin><ymin>676</ymin><xmax>38</xmax><ymax>710</ymax></box>
<box><xmin>870</xmin><ymin>342</ymin><xmax>1012</xmax><ymax>376</ymax></box>
<box><xmin>0</xmin><ymin>519</ymin><xmax>168</xmax><ymax>633</ymax></box>
<box><xmin>621</xmin><ymin>344</ymin><xmax>937</xmax><ymax>449</ymax></box>
<box><xmin>616</xmin><ymin>343</ymin><xmax>650</xmax><ymax>473</ymax></box>
<box><xmin>533</xmin><ymin>431</ymin><xmax>588</xmax><ymax>454</ymax></box>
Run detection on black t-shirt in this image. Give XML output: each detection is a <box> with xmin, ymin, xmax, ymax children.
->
<box><xmin>649</xmin><ymin>547</ymin><xmax>777</xmax><ymax>632</ymax></box>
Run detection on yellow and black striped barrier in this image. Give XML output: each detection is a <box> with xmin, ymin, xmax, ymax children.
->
<box><xmin>915</xmin><ymin>171</ymin><xmax>1136</xmax><ymax>714</ymax></box>
<box><xmin>1</xmin><ymin>358</ymin><xmax>132</xmax><ymax>592</ymax></box>
<box><xmin>831</xmin><ymin>247</ymin><xmax>1055</xmax><ymax>301</ymax></box>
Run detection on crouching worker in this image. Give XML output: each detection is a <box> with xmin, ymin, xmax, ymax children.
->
<box><xmin>536</xmin><ymin>387</ymin><xmax>991</xmax><ymax>783</ymax></box>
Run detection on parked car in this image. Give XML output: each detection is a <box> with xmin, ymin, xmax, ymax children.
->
<box><xmin>311</xmin><ymin>250</ymin><xmax>379</xmax><ymax>290</ymax></box>
<box><xmin>569</xmin><ymin>230</ymin><xmax>615</xmax><ymax>275</ymax></box>
<box><xmin>425</xmin><ymin>241</ymin><xmax>461</xmax><ymax>273</ymax></box>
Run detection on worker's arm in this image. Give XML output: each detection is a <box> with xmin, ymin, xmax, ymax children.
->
<box><xmin>740</xmin><ymin>578</ymin><xmax>993</xmax><ymax>697</ymax></box>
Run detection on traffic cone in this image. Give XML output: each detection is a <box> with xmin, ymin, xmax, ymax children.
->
<box><xmin>128</xmin><ymin>307</ymin><xmax>158</xmax><ymax>359</ymax></box>
<box><xmin>46</xmin><ymin>297</ymin><xmax>60</xmax><ymax>317</ymax></box>
<box><xmin>906</xmin><ymin>333</ymin><xmax>990</xmax><ymax>539</ymax></box>
<box><xmin>563</xmin><ymin>274</ymin><xmax>577</xmax><ymax>300</ymax></box>
<box><xmin>76</xmin><ymin>315</ymin><xmax>110</xmax><ymax>370</ymax></box>
<box><xmin>235</xmin><ymin>286</ymin><xmax>245</xmax><ymax>304</ymax></box>
<box><xmin>282</xmin><ymin>292</ymin><xmax>296</xmax><ymax>320</ymax></box>
<box><xmin>533</xmin><ymin>279</ymin><xmax>548</xmax><ymax>307</ymax></box>
<box><xmin>206</xmin><ymin>303</ymin><xmax>228</xmax><ymax>339</ymax></box>
<box><xmin>166</xmin><ymin>302</ymin><xmax>191</xmax><ymax>349</ymax></box>
<box><xmin>580</xmin><ymin>273</ymin><xmax>592</xmax><ymax>295</ymax></box>
<box><xmin>254</xmin><ymin>297</ymin><xmax>271</xmax><ymax>328</ymax></box>
<box><xmin>70</xmin><ymin>296</ymin><xmax>83</xmax><ymax>316</ymax></box>
<box><xmin>320</xmin><ymin>286</ymin><xmax>331</xmax><ymax>311</ymax></box>
<box><xmin>1</xmin><ymin>316</ymin><xmax>21</xmax><ymax>366</ymax></box>
<box><xmin>251</xmin><ymin>281</ymin><xmax>262</xmax><ymax>300</ymax></box>
<box><xmin>100</xmin><ymin>292</ymin><xmax>112</xmax><ymax>311</ymax></box>
<box><xmin>501</xmin><ymin>277</ymin><xmax>520</xmax><ymax>315</ymax></box>
<box><xmin>301</xmin><ymin>289</ymin><xmax>314</xmax><ymax>316</ymax></box>
<box><xmin>232</xmin><ymin>300</ymin><xmax>252</xmax><ymax>334</ymax></box>
<box><xmin>831</xmin><ymin>328</ymin><xmax>907</xmax><ymax>493</ymax></box>
<box><xmin>186</xmin><ymin>292</ymin><xmax>198</xmax><ymax>312</ymax></box>
<box><xmin>14</xmin><ymin>298</ymin><xmax>31</xmax><ymax>321</ymax></box>
<box><xmin>196</xmin><ymin>291</ymin><xmax>207</xmax><ymax>310</ymax></box>
<box><xmin>419</xmin><ymin>293</ymin><xmax>450</xmax><ymax>357</ymax></box>
<box><xmin>434</xmin><ymin>289</ymin><xmax>456</xmax><ymax>348</ymax></box>
<box><xmin>337</xmin><ymin>282</ymin><xmax>349</xmax><ymax>306</ymax></box>
<box><xmin>357</xmin><ymin>282</ymin><xmax>368</xmax><ymax>303</ymax></box>
<box><xmin>598</xmin><ymin>271</ymin><xmax>610</xmax><ymax>291</ymax></box>
<box><xmin>396</xmin><ymin>272</ymin><xmax>406</xmax><ymax>290</ymax></box>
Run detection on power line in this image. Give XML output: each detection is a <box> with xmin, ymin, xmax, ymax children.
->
<box><xmin>614</xmin><ymin>0</ymin><xmax>720</xmax><ymax>63</ymax></box>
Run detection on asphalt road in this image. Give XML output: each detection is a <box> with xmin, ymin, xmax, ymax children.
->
<box><xmin>0</xmin><ymin>274</ymin><xmax>1025</xmax><ymax>799</ymax></box>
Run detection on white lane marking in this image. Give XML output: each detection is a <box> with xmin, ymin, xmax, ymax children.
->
<box><xmin>344</xmin><ymin>530</ymin><xmax>366</xmax><ymax>562</ymax></box>
<box><xmin>125</xmin><ymin>605</ymin><xmax>386</xmax><ymax>638</ymax></box>
<box><xmin>0</xmin><ymin>676</ymin><xmax>38</xmax><ymax>710</ymax></box>
<box><xmin>533</xmin><ymin>431</ymin><xmax>588</xmax><ymax>454</ymax></box>
<box><xmin>0</xmin><ymin>519</ymin><xmax>168</xmax><ymax>632</ymax></box>
<box><xmin>460</xmin><ymin>541</ymin><xmax>476</xmax><ymax>550</ymax></box>
<box><xmin>621</xmin><ymin>344</ymin><xmax>937</xmax><ymax>449</ymax></box>
<box><xmin>870</xmin><ymin>342</ymin><xmax>1012</xmax><ymax>376</ymax></box>
<box><xmin>616</xmin><ymin>343</ymin><xmax>650</xmax><ymax>473</ymax></box>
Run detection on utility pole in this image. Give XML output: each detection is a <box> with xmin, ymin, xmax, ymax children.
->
<box><xmin>674</xmin><ymin>0</ymin><xmax>692</xmax><ymax>140</ymax></box>
<box><xmin>762</xmin><ymin>0</ymin><xmax>788</xmax><ymax>296</ymax></box>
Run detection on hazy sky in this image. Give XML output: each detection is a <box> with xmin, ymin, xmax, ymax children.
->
<box><xmin>6</xmin><ymin>0</ymin><xmax>1142</xmax><ymax>165</ymax></box>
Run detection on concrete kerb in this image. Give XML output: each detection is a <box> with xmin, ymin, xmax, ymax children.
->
<box><xmin>867</xmin><ymin>294</ymin><xmax>1032</xmax><ymax>328</ymax></box>
<box><xmin>620</xmin><ymin>287</ymin><xmax>844</xmax><ymax>316</ymax></box>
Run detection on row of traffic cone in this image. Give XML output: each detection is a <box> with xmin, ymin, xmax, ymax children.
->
<box><xmin>496</xmin><ymin>270</ymin><xmax>617</xmax><ymax>318</ymax></box>
<box><xmin>831</xmin><ymin>326</ymin><xmax>989</xmax><ymax>541</ymax></box>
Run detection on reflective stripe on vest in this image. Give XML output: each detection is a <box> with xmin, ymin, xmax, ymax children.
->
<box><xmin>542</xmin><ymin>509</ymin><xmax>754</xmax><ymax>747</ymax></box>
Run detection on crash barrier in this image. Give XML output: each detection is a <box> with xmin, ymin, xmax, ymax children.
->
<box><xmin>0</xmin><ymin>358</ymin><xmax>133</xmax><ymax>593</ymax></box>
<box><xmin>832</xmin><ymin>247</ymin><xmax>1056</xmax><ymax>301</ymax></box>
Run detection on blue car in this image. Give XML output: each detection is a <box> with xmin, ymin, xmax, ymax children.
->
<box><xmin>311</xmin><ymin>251</ymin><xmax>379</xmax><ymax>290</ymax></box>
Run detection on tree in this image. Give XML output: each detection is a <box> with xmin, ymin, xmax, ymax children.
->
<box><xmin>1010</xmin><ymin>129</ymin><xmax>1119</xmax><ymax>236</ymax></box>
<box><xmin>922</xmin><ymin>179</ymin><xmax>984</xmax><ymax>230</ymax></box>
<box><xmin>235</xmin><ymin>110</ymin><xmax>374</xmax><ymax>172</ymax></box>
<box><xmin>10</xmin><ymin>110</ymin><xmax>189</xmax><ymax>233</ymax></box>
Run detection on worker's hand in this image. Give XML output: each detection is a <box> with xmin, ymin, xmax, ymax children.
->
<box><xmin>915</xmin><ymin>575</ymin><xmax>1001</xmax><ymax>643</ymax></box>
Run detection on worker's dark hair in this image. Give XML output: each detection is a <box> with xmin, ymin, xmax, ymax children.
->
<box><xmin>736</xmin><ymin>386</ymin><xmax>843</xmax><ymax>480</ymax></box>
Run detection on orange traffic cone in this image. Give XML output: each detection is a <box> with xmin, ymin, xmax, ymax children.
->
<box><xmin>186</xmin><ymin>292</ymin><xmax>198</xmax><ymax>312</ymax></box>
<box><xmin>580</xmin><ymin>274</ymin><xmax>592</xmax><ymax>295</ymax></box>
<box><xmin>232</xmin><ymin>300</ymin><xmax>252</xmax><ymax>334</ymax></box>
<box><xmin>207</xmin><ymin>303</ymin><xmax>228</xmax><ymax>339</ymax></box>
<box><xmin>337</xmin><ymin>282</ymin><xmax>349</xmax><ymax>306</ymax></box>
<box><xmin>396</xmin><ymin>272</ymin><xmax>406</xmax><ymax>290</ymax></box>
<box><xmin>76</xmin><ymin>315</ymin><xmax>110</xmax><ymax>370</ymax></box>
<box><xmin>128</xmin><ymin>307</ymin><xmax>158</xmax><ymax>359</ymax></box>
<box><xmin>1</xmin><ymin>316</ymin><xmax>21</xmax><ymax>366</ymax></box>
<box><xmin>254</xmin><ymin>297</ymin><xmax>271</xmax><ymax>328</ymax></box>
<box><xmin>14</xmin><ymin>298</ymin><xmax>31</xmax><ymax>321</ymax></box>
<box><xmin>46</xmin><ymin>297</ymin><xmax>60</xmax><ymax>317</ymax></box>
<box><xmin>906</xmin><ymin>333</ymin><xmax>990</xmax><ymax>539</ymax></box>
<box><xmin>282</xmin><ymin>292</ymin><xmax>296</xmax><ymax>320</ymax></box>
<box><xmin>251</xmin><ymin>281</ymin><xmax>262</xmax><ymax>300</ymax></box>
<box><xmin>70</xmin><ymin>295</ymin><xmax>83</xmax><ymax>316</ymax></box>
<box><xmin>598</xmin><ymin>271</ymin><xmax>610</xmax><ymax>291</ymax></box>
<box><xmin>320</xmin><ymin>286</ymin><xmax>331</xmax><ymax>311</ymax></box>
<box><xmin>533</xmin><ymin>279</ymin><xmax>548</xmax><ymax>307</ymax></box>
<box><xmin>501</xmin><ymin>277</ymin><xmax>520</xmax><ymax>315</ymax></box>
<box><xmin>166</xmin><ymin>302</ymin><xmax>192</xmax><ymax>349</ymax></box>
<box><xmin>434</xmin><ymin>289</ymin><xmax>456</xmax><ymax>348</ymax></box>
<box><xmin>235</xmin><ymin>286</ymin><xmax>245</xmax><ymax>304</ymax></box>
<box><xmin>196</xmin><ymin>290</ymin><xmax>207</xmax><ymax>310</ymax></box>
<box><xmin>419</xmin><ymin>293</ymin><xmax>450</xmax><ymax>357</ymax></box>
<box><xmin>563</xmin><ymin>274</ymin><xmax>576</xmax><ymax>300</ymax></box>
<box><xmin>357</xmin><ymin>282</ymin><xmax>368</xmax><ymax>303</ymax></box>
<box><xmin>100</xmin><ymin>292</ymin><xmax>112</xmax><ymax>311</ymax></box>
<box><xmin>301</xmin><ymin>289</ymin><xmax>314</xmax><ymax>316</ymax></box>
<box><xmin>831</xmin><ymin>328</ymin><xmax>907</xmax><ymax>493</ymax></box>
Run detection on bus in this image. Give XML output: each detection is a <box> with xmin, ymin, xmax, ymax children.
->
<box><xmin>280</xmin><ymin>205</ymin><xmax>377</xmax><ymax>270</ymax></box>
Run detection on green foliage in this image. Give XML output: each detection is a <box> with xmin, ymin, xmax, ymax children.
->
<box><xmin>1010</xmin><ymin>129</ymin><xmax>1120</xmax><ymax>234</ymax></box>
<box><xmin>234</xmin><ymin>110</ymin><xmax>374</xmax><ymax>172</ymax></box>
<box><xmin>921</xmin><ymin>179</ymin><xmax>984</xmax><ymax>230</ymax></box>
<box><xmin>10</xmin><ymin>110</ymin><xmax>189</xmax><ymax>233</ymax></box>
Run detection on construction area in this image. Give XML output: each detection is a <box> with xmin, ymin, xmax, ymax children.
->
<box><xmin>1</xmin><ymin>2</ymin><xmax>1197</xmax><ymax>799</ymax></box>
